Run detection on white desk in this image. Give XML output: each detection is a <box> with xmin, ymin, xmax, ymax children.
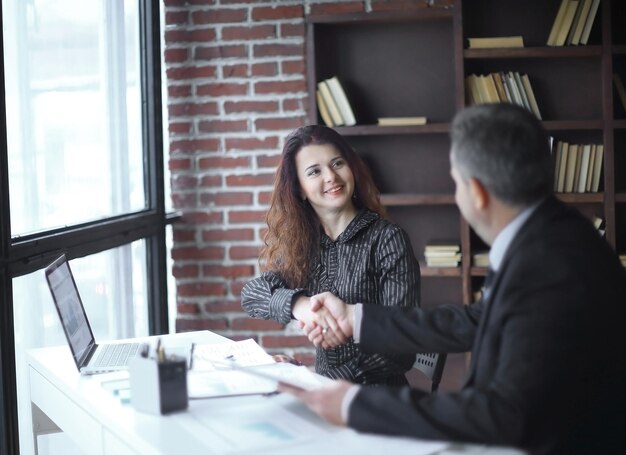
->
<box><xmin>28</xmin><ymin>331</ymin><xmax>524</xmax><ymax>455</ymax></box>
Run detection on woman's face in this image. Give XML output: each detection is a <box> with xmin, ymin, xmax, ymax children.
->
<box><xmin>295</xmin><ymin>143</ymin><xmax>355</xmax><ymax>216</ymax></box>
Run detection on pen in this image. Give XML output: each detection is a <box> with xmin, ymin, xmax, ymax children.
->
<box><xmin>156</xmin><ymin>337</ymin><xmax>165</xmax><ymax>363</ymax></box>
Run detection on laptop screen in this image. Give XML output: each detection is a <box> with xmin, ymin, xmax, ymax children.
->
<box><xmin>45</xmin><ymin>255</ymin><xmax>96</xmax><ymax>367</ymax></box>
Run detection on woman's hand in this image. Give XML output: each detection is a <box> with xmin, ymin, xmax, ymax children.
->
<box><xmin>293</xmin><ymin>296</ymin><xmax>348</xmax><ymax>348</ymax></box>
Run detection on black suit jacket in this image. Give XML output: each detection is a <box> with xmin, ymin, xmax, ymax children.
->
<box><xmin>350</xmin><ymin>196</ymin><xmax>626</xmax><ymax>454</ymax></box>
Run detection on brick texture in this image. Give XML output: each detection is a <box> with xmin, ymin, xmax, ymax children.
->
<box><xmin>163</xmin><ymin>0</ymin><xmax>445</xmax><ymax>366</ymax></box>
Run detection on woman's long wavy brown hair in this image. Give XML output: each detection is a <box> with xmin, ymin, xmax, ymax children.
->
<box><xmin>261</xmin><ymin>125</ymin><xmax>386</xmax><ymax>287</ymax></box>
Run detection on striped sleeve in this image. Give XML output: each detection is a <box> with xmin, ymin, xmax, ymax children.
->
<box><xmin>240</xmin><ymin>271</ymin><xmax>306</xmax><ymax>324</ymax></box>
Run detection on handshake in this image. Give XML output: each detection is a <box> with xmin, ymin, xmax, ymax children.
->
<box><xmin>293</xmin><ymin>292</ymin><xmax>357</xmax><ymax>349</ymax></box>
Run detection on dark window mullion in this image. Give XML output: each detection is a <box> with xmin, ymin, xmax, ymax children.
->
<box><xmin>8</xmin><ymin>212</ymin><xmax>164</xmax><ymax>277</ymax></box>
<box><xmin>0</xmin><ymin>5</ymin><xmax>19</xmax><ymax>454</ymax></box>
<box><xmin>140</xmin><ymin>0</ymin><xmax>168</xmax><ymax>335</ymax></box>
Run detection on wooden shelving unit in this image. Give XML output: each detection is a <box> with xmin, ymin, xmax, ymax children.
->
<box><xmin>305</xmin><ymin>1</ymin><xmax>625</xmax><ymax>387</ymax></box>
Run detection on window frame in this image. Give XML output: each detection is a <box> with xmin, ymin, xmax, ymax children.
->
<box><xmin>0</xmin><ymin>2</ymin><xmax>170</xmax><ymax>453</ymax></box>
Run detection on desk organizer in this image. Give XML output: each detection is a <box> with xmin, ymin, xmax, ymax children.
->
<box><xmin>129</xmin><ymin>355</ymin><xmax>188</xmax><ymax>415</ymax></box>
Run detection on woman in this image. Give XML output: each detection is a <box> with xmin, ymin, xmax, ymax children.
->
<box><xmin>241</xmin><ymin>125</ymin><xmax>420</xmax><ymax>385</ymax></box>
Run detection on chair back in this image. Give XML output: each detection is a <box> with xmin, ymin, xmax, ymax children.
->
<box><xmin>412</xmin><ymin>353</ymin><xmax>447</xmax><ymax>392</ymax></box>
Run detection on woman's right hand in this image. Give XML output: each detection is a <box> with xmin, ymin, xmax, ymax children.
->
<box><xmin>293</xmin><ymin>296</ymin><xmax>348</xmax><ymax>348</ymax></box>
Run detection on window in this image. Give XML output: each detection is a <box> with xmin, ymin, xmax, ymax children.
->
<box><xmin>5</xmin><ymin>0</ymin><xmax>146</xmax><ymax>236</ymax></box>
<box><xmin>0</xmin><ymin>1</ymin><xmax>169</xmax><ymax>454</ymax></box>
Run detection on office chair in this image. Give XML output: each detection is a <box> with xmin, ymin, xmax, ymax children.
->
<box><xmin>412</xmin><ymin>353</ymin><xmax>447</xmax><ymax>392</ymax></box>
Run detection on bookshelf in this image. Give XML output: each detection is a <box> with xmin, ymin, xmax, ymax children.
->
<box><xmin>305</xmin><ymin>0</ymin><xmax>624</xmax><ymax>388</ymax></box>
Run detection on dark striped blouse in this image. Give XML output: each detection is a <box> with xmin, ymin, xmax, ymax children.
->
<box><xmin>241</xmin><ymin>209</ymin><xmax>421</xmax><ymax>385</ymax></box>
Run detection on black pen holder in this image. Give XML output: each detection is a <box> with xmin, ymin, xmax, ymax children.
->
<box><xmin>129</xmin><ymin>355</ymin><xmax>188</xmax><ymax>415</ymax></box>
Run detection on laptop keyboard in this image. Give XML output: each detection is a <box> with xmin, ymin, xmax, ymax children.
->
<box><xmin>94</xmin><ymin>343</ymin><xmax>141</xmax><ymax>368</ymax></box>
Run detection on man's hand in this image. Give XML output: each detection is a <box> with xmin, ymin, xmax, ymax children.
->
<box><xmin>293</xmin><ymin>295</ymin><xmax>347</xmax><ymax>348</ymax></box>
<box><xmin>277</xmin><ymin>380</ymin><xmax>353</xmax><ymax>427</ymax></box>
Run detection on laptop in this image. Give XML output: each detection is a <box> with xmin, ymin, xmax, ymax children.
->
<box><xmin>45</xmin><ymin>254</ymin><xmax>142</xmax><ymax>375</ymax></box>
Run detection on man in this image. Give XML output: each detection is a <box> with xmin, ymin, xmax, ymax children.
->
<box><xmin>279</xmin><ymin>104</ymin><xmax>626</xmax><ymax>454</ymax></box>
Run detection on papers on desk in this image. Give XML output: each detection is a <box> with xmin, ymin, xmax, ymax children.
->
<box><xmin>192</xmin><ymin>338</ymin><xmax>275</xmax><ymax>370</ymax></box>
<box><xmin>181</xmin><ymin>393</ymin><xmax>340</xmax><ymax>454</ymax></box>
<box><xmin>189</xmin><ymin>338</ymin><xmax>327</xmax><ymax>398</ymax></box>
<box><xmin>188</xmin><ymin>363</ymin><xmax>325</xmax><ymax>398</ymax></box>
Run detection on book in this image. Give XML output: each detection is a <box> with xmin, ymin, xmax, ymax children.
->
<box><xmin>377</xmin><ymin>116</ymin><xmax>427</xmax><ymax>126</ymax></box>
<box><xmin>520</xmin><ymin>74</ymin><xmax>542</xmax><ymax>120</ymax></box>
<box><xmin>579</xmin><ymin>0</ymin><xmax>600</xmax><ymax>45</ymax></box>
<box><xmin>467</xmin><ymin>74</ymin><xmax>485</xmax><ymax>104</ymax></box>
<box><xmin>614</xmin><ymin>73</ymin><xmax>626</xmax><ymax>113</ymax></box>
<box><xmin>572</xmin><ymin>144</ymin><xmax>583</xmax><ymax>193</ymax></box>
<box><xmin>553</xmin><ymin>141</ymin><xmax>564</xmax><ymax>191</ymax></box>
<box><xmin>564</xmin><ymin>144</ymin><xmax>579</xmax><ymax>193</ymax></box>
<box><xmin>424</xmin><ymin>250</ymin><xmax>462</xmax><ymax>258</ymax></box>
<box><xmin>585</xmin><ymin>144</ymin><xmax>596</xmax><ymax>192</ymax></box>
<box><xmin>425</xmin><ymin>253</ymin><xmax>461</xmax><ymax>260</ymax></box>
<box><xmin>465</xmin><ymin>75</ymin><xmax>478</xmax><ymax>105</ymax></box>
<box><xmin>424</xmin><ymin>242</ymin><xmax>460</xmax><ymax>253</ymax></box>
<box><xmin>505</xmin><ymin>71</ymin><xmax>524</xmax><ymax>108</ymax></box>
<box><xmin>481</xmin><ymin>74</ymin><xmax>500</xmax><ymax>103</ymax></box>
<box><xmin>475</xmin><ymin>75</ymin><xmax>491</xmax><ymax>103</ymax></box>
<box><xmin>317</xmin><ymin>80</ymin><xmax>343</xmax><ymax>126</ymax></box>
<box><xmin>492</xmin><ymin>72</ymin><xmax>508</xmax><ymax>103</ymax></box>
<box><xmin>467</xmin><ymin>36</ymin><xmax>524</xmax><ymax>49</ymax></box>
<box><xmin>556</xmin><ymin>142</ymin><xmax>569</xmax><ymax>193</ymax></box>
<box><xmin>499</xmin><ymin>71</ymin><xmax>513</xmax><ymax>103</ymax></box>
<box><xmin>576</xmin><ymin>144</ymin><xmax>592</xmax><ymax>193</ymax></box>
<box><xmin>568</xmin><ymin>0</ymin><xmax>593</xmax><ymax>45</ymax></box>
<box><xmin>325</xmin><ymin>76</ymin><xmax>356</xmax><ymax>126</ymax></box>
<box><xmin>316</xmin><ymin>90</ymin><xmax>334</xmax><ymax>127</ymax></box>
<box><xmin>472</xmin><ymin>251</ymin><xmax>490</xmax><ymax>268</ymax></box>
<box><xmin>590</xmin><ymin>144</ymin><xmax>603</xmax><ymax>192</ymax></box>
<box><xmin>547</xmin><ymin>0</ymin><xmax>570</xmax><ymax>46</ymax></box>
<box><xmin>513</xmin><ymin>72</ymin><xmax>532</xmax><ymax>112</ymax></box>
<box><xmin>554</xmin><ymin>0</ymin><xmax>580</xmax><ymax>46</ymax></box>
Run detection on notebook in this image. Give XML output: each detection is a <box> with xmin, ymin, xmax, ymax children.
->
<box><xmin>45</xmin><ymin>254</ymin><xmax>142</xmax><ymax>375</ymax></box>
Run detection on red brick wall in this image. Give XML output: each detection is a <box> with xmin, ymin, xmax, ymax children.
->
<box><xmin>162</xmin><ymin>0</ymin><xmax>453</xmax><ymax>366</ymax></box>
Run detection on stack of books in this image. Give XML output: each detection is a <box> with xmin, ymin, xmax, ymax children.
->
<box><xmin>467</xmin><ymin>36</ymin><xmax>524</xmax><ymax>49</ymax></box>
<box><xmin>472</xmin><ymin>251</ymin><xmax>490</xmax><ymax>268</ymax></box>
<box><xmin>465</xmin><ymin>71</ymin><xmax>541</xmax><ymax>120</ymax></box>
<box><xmin>552</xmin><ymin>141</ymin><xmax>603</xmax><ymax>193</ymax></box>
<box><xmin>316</xmin><ymin>76</ymin><xmax>356</xmax><ymax>127</ymax></box>
<box><xmin>547</xmin><ymin>0</ymin><xmax>600</xmax><ymax>46</ymax></box>
<box><xmin>424</xmin><ymin>242</ymin><xmax>461</xmax><ymax>267</ymax></box>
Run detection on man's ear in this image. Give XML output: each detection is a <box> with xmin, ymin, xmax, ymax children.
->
<box><xmin>468</xmin><ymin>177</ymin><xmax>489</xmax><ymax>210</ymax></box>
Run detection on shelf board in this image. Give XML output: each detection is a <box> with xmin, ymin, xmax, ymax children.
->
<box><xmin>616</xmin><ymin>193</ymin><xmax>626</xmax><ymax>203</ymax></box>
<box><xmin>543</xmin><ymin>120</ymin><xmax>604</xmax><ymax>130</ymax></box>
<box><xmin>420</xmin><ymin>265</ymin><xmax>462</xmax><ymax>277</ymax></box>
<box><xmin>613</xmin><ymin>45</ymin><xmax>626</xmax><ymax>55</ymax></box>
<box><xmin>306</xmin><ymin>8</ymin><xmax>453</xmax><ymax>24</ymax></box>
<box><xmin>464</xmin><ymin>46</ymin><xmax>602</xmax><ymax>59</ymax></box>
<box><xmin>381</xmin><ymin>193</ymin><xmax>455</xmax><ymax>206</ymax></box>
<box><xmin>333</xmin><ymin>123</ymin><xmax>450</xmax><ymax>136</ymax></box>
<box><xmin>471</xmin><ymin>267</ymin><xmax>490</xmax><ymax>277</ymax></box>
<box><xmin>382</xmin><ymin>192</ymin><xmax>604</xmax><ymax>206</ymax></box>
<box><xmin>614</xmin><ymin>119</ymin><xmax>626</xmax><ymax>129</ymax></box>
<box><xmin>555</xmin><ymin>192</ymin><xmax>604</xmax><ymax>203</ymax></box>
